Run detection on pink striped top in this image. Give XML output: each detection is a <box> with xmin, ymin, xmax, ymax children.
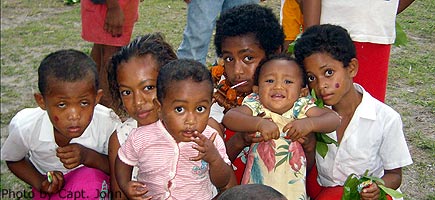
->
<box><xmin>118</xmin><ymin>120</ymin><xmax>230</xmax><ymax>200</ymax></box>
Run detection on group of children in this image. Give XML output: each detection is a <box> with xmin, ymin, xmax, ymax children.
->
<box><xmin>2</xmin><ymin>3</ymin><xmax>412</xmax><ymax>200</ymax></box>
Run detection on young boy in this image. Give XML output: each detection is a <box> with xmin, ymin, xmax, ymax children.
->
<box><xmin>115</xmin><ymin>59</ymin><xmax>236</xmax><ymax>199</ymax></box>
<box><xmin>1</xmin><ymin>49</ymin><xmax>121</xmax><ymax>199</ymax></box>
<box><xmin>294</xmin><ymin>24</ymin><xmax>413</xmax><ymax>200</ymax></box>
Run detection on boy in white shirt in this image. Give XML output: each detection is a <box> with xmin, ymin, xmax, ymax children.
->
<box><xmin>1</xmin><ymin>49</ymin><xmax>121</xmax><ymax>199</ymax></box>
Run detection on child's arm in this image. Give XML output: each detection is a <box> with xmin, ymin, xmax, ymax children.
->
<box><xmin>223</xmin><ymin>106</ymin><xmax>280</xmax><ymax>141</ymax></box>
<box><xmin>6</xmin><ymin>159</ymin><xmax>64</xmax><ymax>194</ymax></box>
<box><xmin>190</xmin><ymin>131</ymin><xmax>237</xmax><ymax>189</ymax></box>
<box><xmin>108</xmin><ymin>132</ymin><xmax>128</xmax><ymax>199</ymax></box>
<box><xmin>397</xmin><ymin>0</ymin><xmax>415</xmax><ymax>14</ymax></box>
<box><xmin>284</xmin><ymin>107</ymin><xmax>341</xmax><ymax>141</ymax></box>
<box><xmin>300</xmin><ymin>0</ymin><xmax>321</xmax><ymax>28</ymax></box>
<box><xmin>56</xmin><ymin>143</ymin><xmax>109</xmax><ymax>174</ymax></box>
<box><xmin>115</xmin><ymin>156</ymin><xmax>150</xmax><ymax>199</ymax></box>
<box><xmin>360</xmin><ymin>168</ymin><xmax>403</xmax><ymax>199</ymax></box>
<box><xmin>104</xmin><ymin>0</ymin><xmax>124</xmax><ymax>37</ymax></box>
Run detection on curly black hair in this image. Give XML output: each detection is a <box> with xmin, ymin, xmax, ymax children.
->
<box><xmin>214</xmin><ymin>4</ymin><xmax>285</xmax><ymax>58</ymax></box>
<box><xmin>108</xmin><ymin>32</ymin><xmax>177</xmax><ymax>116</ymax></box>
<box><xmin>294</xmin><ymin>24</ymin><xmax>356</xmax><ymax>69</ymax></box>
<box><xmin>254</xmin><ymin>53</ymin><xmax>307</xmax><ymax>87</ymax></box>
<box><xmin>38</xmin><ymin>49</ymin><xmax>98</xmax><ymax>96</ymax></box>
<box><xmin>157</xmin><ymin>59</ymin><xmax>213</xmax><ymax>103</ymax></box>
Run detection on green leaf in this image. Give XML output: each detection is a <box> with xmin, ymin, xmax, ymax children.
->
<box><xmin>316</xmin><ymin>133</ymin><xmax>338</xmax><ymax>146</ymax></box>
<box><xmin>316</xmin><ymin>141</ymin><xmax>328</xmax><ymax>158</ymax></box>
<box><xmin>276</xmin><ymin>144</ymin><xmax>289</xmax><ymax>150</ymax></box>
<box><xmin>394</xmin><ymin>21</ymin><xmax>408</xmax><ymax>47</ymax></box>
<box><xmin>311</xmin><ymin>89</ymin><xmax>324</xmax><ymax>108</ymax></box>
<box><xmin>378</xmin><ymin>185</ymin><xmax>404</xmax><ymax>198</ymax></box>
<box><xmin>342</xmin><ymin>174</ymin><xmax>361</xmax><ymax>200</ymax></box>
<box><xmin>275</xmin><ymin>151</ymin><xmax>288</xmax><ymax>156</ymax></box>
<box><xmin>274</xmin><ymin>155</ymin><xmax>288</xmax><ymax>170</ymax></box>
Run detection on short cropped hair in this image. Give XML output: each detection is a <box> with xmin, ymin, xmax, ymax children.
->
<box><xmin>254</xmin><ymin>53</ymin><xmax>307</xmax><ymax>87</ymax></box>
<box><xmin>218</xmin><ymin>184</ymin><xmax>287</xmax><ymax>200</ymax></box>
<box><xmin>294</xmin><ymin>24</ymin><xmax>356</xmax><ymax>69</ymax></box>
<box><xmin>214</xmin><ymin>4</ymin><xmax>285</xmax><ymax>58</ymax></box>
<box><xmin>38</xmin><ymin>49</ymin><xmax>98</xmax><ymax>96</ymax></box>
<box><xmin>157</xmin><ymin>59</ymin><xmax>213</xmax><ymax>103</ymax></box>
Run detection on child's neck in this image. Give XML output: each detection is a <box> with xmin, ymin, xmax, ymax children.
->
<box><xmin>54</xmin><ymin>130</ymin><xmax>72</xmax><ymax>147</ymax></box>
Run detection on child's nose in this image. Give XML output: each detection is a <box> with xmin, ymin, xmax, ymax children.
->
<box><xmin>67</xmin><ymin>107</ymin><xmax>80</xmax><ymax>121</ymax></box>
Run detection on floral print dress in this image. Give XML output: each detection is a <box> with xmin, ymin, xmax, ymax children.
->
<box><xmin>241</xmin><ymin>93</ymin><xmax>315</xmax><ymax>200</ymax></box>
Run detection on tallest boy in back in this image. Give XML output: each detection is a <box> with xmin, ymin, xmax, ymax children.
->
<box><xmin>1</xmin><ymin>49</ymin><xmax>120</xmax><ymax>199</ymax></box>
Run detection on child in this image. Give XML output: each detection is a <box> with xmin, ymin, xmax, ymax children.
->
<box><xmin>107</xmin><ymin>33</ymin><xmax>177</xmax><ymax>199</ymax></box>
<box><xmin>301</xmin><ymin>0</ymin><xmax>415</xmax><ymax>102</ymax></box>
<box><xmin>222</xmin><ymin>54</ymin><xmax>341</xmax><ymax>199</ymax></box>
<box><xmin>218</xmin><ymin>184</ymin><xmax>287</xmax><ymax>200</ymax></box>
<box><xmin>294</xmin><ymin>24</ymin><xmax>413</xmax><ymax>200</ymax></box>
<box><xmin>81</xmin><ymin>0</ymin><xmax>140</xmax><ymax>107</ymax></box>
<box><xmin>1</xmin><ymin>49</ymin><xmax>121</xmax><ymax>199</ymax></box>
<box><xmin>210</xmin><ymin>3</ymin><xmax>286</xmax><ymax>183</ymax></box>
<box><xmin>115</xmin><ymin>59</ymin><xmax>236</xmax><ymax>199</ymax></box>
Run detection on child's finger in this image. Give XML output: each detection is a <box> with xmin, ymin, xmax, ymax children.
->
<box><xmin>209</xmin><ymin>132</ymin><xmax>217</xmax><ymax>143</ymax></box>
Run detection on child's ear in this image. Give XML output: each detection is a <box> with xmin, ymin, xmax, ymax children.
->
<box><xmin>252</xmin><ymin>85</ymin><xmax>259</xmax><ymax>94</ymax></box>
<box><xmin>95</xmin><ymin>89</ymin><xmax>104</xmax><ymax>105</ymax></box>
<box><xmin>300</xmin><ymin>87</ymin><xmax>309</xmax><ymax>97</ymax></box>
<box><xmin>34</xmin><ymin>93</ymin><xmax>46</xmax><ymax>110</ymax></box>
<box><xmin>348</xmin><ymin>58</ymin><xmax>359</xmax><ymax>78</ymax></box>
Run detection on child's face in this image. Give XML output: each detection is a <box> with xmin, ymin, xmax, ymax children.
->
<box><xmin>158</xmin><ymin>79</ymin><xmax>212</xmax><ymax>143</ymax></box>
<box><xmin>221</xmin><ymin>34</ymin><xmax>266</xmax><ymax>94</ymax></box>
<box><xmin>34</xmin><ymin>78</ymin><xmax>102</xmax><ymax>144</ymax></box>
<box><xmin>303</xmin><ymin>52</ymin><xmax>357</xmax><ymax>106</ymax></box>
<box><xmin>117</xmin><ymin>55</ymin><xmax>159</xmax><ymax>126</ymax></box>
<box><xmin>256</xmin><ymin>60</ymin><xmax>306</xmax><ymax>115</ymax></box>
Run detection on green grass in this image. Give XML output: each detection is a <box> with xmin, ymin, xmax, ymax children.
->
<box><xmin>1</xmin><ymin>0</ymin><xmax>434</xmax><ymax>199</ymax></box>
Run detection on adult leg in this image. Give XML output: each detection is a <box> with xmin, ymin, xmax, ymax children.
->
<box><xmin>91</xmin><ymin>43</ymin><xmax>120</xmax><ymax>108</ymax></box>
<box><xmin>177</xmin><ymin>0</ymin><xmax>225</xmax><ymax>65</ymax></box>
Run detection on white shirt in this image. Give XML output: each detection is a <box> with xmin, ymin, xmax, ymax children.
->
<box><xmin>1</xmin><ymin>104</ymin><xmax>121</xmax><ymax>174</ymax></box>
<box><xmin>115</xmin><ymin>117</ymin><xmax>139</xmax><ymax>180</ymax></box>
<box><xmin>321</xmin><ymin>0</ymin><xmax>399</xmax><ymax>44</ymax></box>
<box><xmin>316</xmin><ymin>84</ymin><xmax>412</xmax><ymax>199</ymax></box>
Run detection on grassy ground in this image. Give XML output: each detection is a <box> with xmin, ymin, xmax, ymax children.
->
<box><xmin>1</xmin><ymin>0</ymin><xmax>434</xmax><ymax>199</ymax></box>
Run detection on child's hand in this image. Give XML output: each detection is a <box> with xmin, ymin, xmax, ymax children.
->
<box><xmin>298</xmin><ymin>133</ymin><xmax>316</xmax><ymax>153</ymax></box>
<box><xmin>190</xmin><ymin>131</ymin><xmax>220</xmax><ymax>164</ymax></box>
<box><xmin>241</xmin><ymin>131</ymin><xmax>264</xmax><ymax>146</ymax></box>
<box><xmin>124</xmin><ymin>181</ymin><xmax>151</xmax><ymax>200</ymax></box>
<box><xmin>360</xmin><ymin>182</ymin><xmax>381</xmax><ymax>200</ymax></box>
<box><xmin>283</xmin><ymin>119</ymin><xmax>314</xmax><ymax>141</ymax></box>
<box><xmin>40</xmin><ymin>171</ymin><xmax>64</xmax><ymax>194</ymax></box>
<box><xmin>256</xmin><ymin>118</ymin><xmax>280</xmax><ymax>141</ymax></box>
<box><xmin>56</xmin><ymin>143</ymin><xmax>87</xmax><ymax>169</ymax></box>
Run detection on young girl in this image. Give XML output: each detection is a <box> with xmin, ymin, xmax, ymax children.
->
<box><xmin>301</xmin><ymin>0</ymin><xmax>415</xmax><ymax>102</ymax></box>
<box><xmin>1</xmin><ymin>49</ymin><xmax>121</xmax><ymax>199</ymax></box>
<box><xmin>115</xmin><ymin>59</ymin><xmax>236</xmax><ymax>199</ymax></box>
<box><xmin>222</xmin><ymin>54</ymin><xmax>341</xmax><ymax>199</ymax></box>
<box><xmin>107</xmin><ymin>33</ymin><xmax>177</xmax><ymax>199</ymax></box>
<box><xmin>294</xmin><ymin>24</ymin><xmax>413</xmax><ymax>200</ymax></box>
<box><xmin>210</xmin><ymin>3</ymin><xmax>286</xmax><ymax>183</ymax></box>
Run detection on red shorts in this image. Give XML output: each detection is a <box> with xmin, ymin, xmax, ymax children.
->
<box><xmin>81</xmin><ymin>0</ymin><xmax>139</xmax><ymax>46</ymax></box>
<box><xmin>353</xmin><ymin>42</ymin><xmax>391</xmax><ymax>102</ymax></box>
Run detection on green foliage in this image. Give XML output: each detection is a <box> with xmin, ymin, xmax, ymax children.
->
<box><xmin>342</xmin><ymin>170</ymin><xmax>403</xmax><ymax>200</ymax></box>
<box><xmin>394</xmin><ymin>22</ymin><xmax>408</xmax><ymax>46</ymax></box>
<box><xmin>64</xmin><ymin>0</ymin><xmax>80</xmax><ymax>5</ymax></box>
<box><xmin>310</xmin><ymin>89</ymin><xmax>338</xmax><ymax>158</ymax></box>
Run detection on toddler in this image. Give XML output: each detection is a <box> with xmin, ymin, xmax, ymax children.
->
<box><xmin>115</xmin><ymin>59</ymin><xmax>236</xmax><ymax>199</ymax></box>
<box><xmin>223</xmin><ymin>54</ymin><xmax>341</xmax><ymax>199</ymax></box>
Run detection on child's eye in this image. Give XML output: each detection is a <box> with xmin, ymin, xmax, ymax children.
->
<box><xmin>80</xmin><ymin>101</ymin><xmax>90</xmax><ymax>107</ymax></box>
<box><xmin>196</xmin><ymin>106</ymin><xmax>207</xmax><ymax>113</ymax></box>
<box><xmin>143</xmin><ymin>85</ymin><xmax>155</xmax><ymax>91</ymax></box>
<box><xmin>57</xmin><ymin>103</ymin><xmax>66</xmax><ymax>108</ymax></box>
<box><xmin>175</xmin><ymin>107</ymin><xmax>185</xmax><ymax>113</ymax></box>
<box><xmin>284</xmin><ymin>80</ymin><xmax>293</xmax><ymax>84</ymax></box>
<box><xmin>307</xmin><ymin>75</ymin><xmax>316</xmax><ymax>82</ymax></box>
<box><xmin>120</xmin><ymin>90</ymin><xmax>131</xmax><ymax>96</ymax></box>
<box><xmin>243</xmin><ymin>56</ymin><xmax>254</xmax><ymax>62</ymax></box>
<box><xmin>223</xmin><ymin>56</ymin><xmax>233</xmax><ymax>62</ymax></box>
<box><xmin>265</xmin><ymin>79</ymin><xmax>274</xmax><ymax>83</ymax></box>
<box><xmin>325</xmin><ymin>69</ymin><xmax>334</xmax><ymax>77</ymax></box>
